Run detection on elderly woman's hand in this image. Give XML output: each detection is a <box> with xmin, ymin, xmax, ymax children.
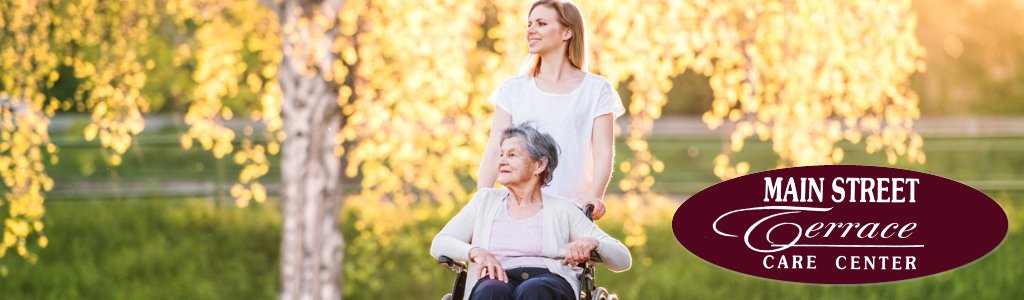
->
<box><xmin>561</xmin><ymin>237</ymin><xmax>599</xmax><ymax>266</ymax></box>
<box><xmin>470</xmin><ymin>247</ymin><xmax>507</xmax><ymax>283</ymax></box>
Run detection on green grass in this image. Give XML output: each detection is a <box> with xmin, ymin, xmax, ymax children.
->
<box><xmin>0</xmin><ymin>199</ymin><xmax>281</xmax><ymax>300</ymax></box>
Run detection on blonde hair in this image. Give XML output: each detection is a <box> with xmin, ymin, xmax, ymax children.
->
<box><xmin>520</xmin><ymin>0</ymin><xmax>590</xmax><ymax>77</ymax></box>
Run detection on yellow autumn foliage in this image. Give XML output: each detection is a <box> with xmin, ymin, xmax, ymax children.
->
<box><xmin>0</xmin><ymin>0</ymin><xmax>925</xmax><ymax>263</ymax></box>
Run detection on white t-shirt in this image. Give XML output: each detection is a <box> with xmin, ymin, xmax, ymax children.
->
<box><xmin>488</xmin><ymin>73</ymin><xmax>626</xmax><ymax>201</ymax></box>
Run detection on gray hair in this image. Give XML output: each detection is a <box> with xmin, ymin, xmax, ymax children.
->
<box><xmin>499</xmin><ymin>122</ymin><xmax>560</xmax><ymax>187</ymax></box>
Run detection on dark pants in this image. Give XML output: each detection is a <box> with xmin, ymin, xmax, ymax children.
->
<box><xmin>469</xmin><ymin>267</ymin><xmax>575</xmax><ymax>300</ymax></box>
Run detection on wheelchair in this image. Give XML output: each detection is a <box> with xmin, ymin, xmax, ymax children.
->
<box><xmin>438</xmin><ymin>205</ymin><xmax>619</xmax><ymax>300</ymax></box>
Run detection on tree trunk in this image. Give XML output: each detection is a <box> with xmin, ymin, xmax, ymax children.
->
<box><xmin>277</xmin><ymin>0</ymin><xmax>346</xmax><ymax>299</ymax></box>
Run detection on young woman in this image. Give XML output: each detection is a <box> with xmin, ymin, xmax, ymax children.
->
<box><xmin>478</xmin><ymin>0</ymin><xmax>624</xmax><ymax>220</ymax></box>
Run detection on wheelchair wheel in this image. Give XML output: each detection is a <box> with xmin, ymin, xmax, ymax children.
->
<box><xmin>441</xmin><ymin>293</ymin><xmax>452</xmax><ymax>300</ymax></box>
<box><xmin>592</xmin><ymin>287</ymin><xmax>610</xmax><ymax>300</ymax></box>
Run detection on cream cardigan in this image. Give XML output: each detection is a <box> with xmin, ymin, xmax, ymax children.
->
<box><xmin>430</xmin><ymin>188</ymin><xmax>632</xmax><ymax>300</ymax></box>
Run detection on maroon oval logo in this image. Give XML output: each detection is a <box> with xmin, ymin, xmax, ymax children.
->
<box><xmin>673</xmin><ymin>165</ymin><xmax>1008</xmax><ymax>284</ymax></box>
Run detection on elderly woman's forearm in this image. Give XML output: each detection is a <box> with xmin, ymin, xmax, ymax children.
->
<box><xmin>430</xmin><ymin>234</ymin><xmax>475</xmax><ymax>262</ymax></box>
<box><xmin>597</xmin><ymin>238</ymin><xmax>632</xmax><ymax>272</ymax></box>
<box><xmin>430</xmin><ymin>193</ymin><xmax>481</xmax><ymax>262</ymax></box>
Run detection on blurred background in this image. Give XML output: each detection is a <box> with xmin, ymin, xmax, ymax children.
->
<box><xmin>1</xmin><ymin>0</ymin><xmax>1023</xmax><ymax>299</ymax></box>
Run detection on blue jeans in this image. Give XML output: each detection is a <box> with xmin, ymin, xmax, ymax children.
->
<box><xmin>469</xmin><ymin>267</ymin><xmax>575</xmax><ymax>300</ymax></box>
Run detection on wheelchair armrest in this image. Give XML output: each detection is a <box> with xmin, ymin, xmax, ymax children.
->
<box><xmin>439</xmin><ymin>255</ymin><xmax>468</xmax><ymax>273</ymax></box>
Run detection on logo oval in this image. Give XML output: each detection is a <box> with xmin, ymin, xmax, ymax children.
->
<box><xmin>672</xmin><ymin>165</ymin><xmax>1008</xmax><ymax>284</ymax></box>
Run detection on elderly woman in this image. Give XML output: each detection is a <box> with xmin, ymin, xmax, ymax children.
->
<box><xmin>431</xmin><ymin>123</ymin><xmax>631</xmax><ymax>300</ymax></box>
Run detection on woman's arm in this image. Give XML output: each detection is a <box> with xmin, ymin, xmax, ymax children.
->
<box><xmin>477</xmin><ymin>107</ymin><xmax>513</xmax><ymax>190</ymax></box>
<box><xmin>566</xmin><ymin>206</ymin><xmax>632</xmax><ymax>272</ymax></box>
<box><xmin>430</xmin><ymin>192</ymin><xmax>483</xmax><ymax>262</ymax></box>
<box><xmin>581</xmin><ymin>113</ymin><xmax>615</xmax><ymax>220</ymax></box>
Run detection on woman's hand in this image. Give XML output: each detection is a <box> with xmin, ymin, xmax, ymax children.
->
<box><xmin>577</xmin><ymin>197</ymin><xmax>607</xmax><ymax>220</ymax></box>
<box><xmin>469</xmin><ymin>247</ymin><xmax>507</xmax><ymax>282</ymax></box>
<box><xmin>561</xmin><ymin>237</ymin><xmax>600</xmax><ymax>266</ymax></box>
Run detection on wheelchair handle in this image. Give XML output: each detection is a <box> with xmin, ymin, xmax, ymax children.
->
<box><xmin>439</xmin><ymin>255</ymin><xmax>469</xmax><ymax>300</ymax></box>
<box><xmin>581</xmin><ymin>204</ymin><xmax>603</xmax><ymax>264</ymax></box>
<box><xmin>438</xmin><ymin>255</ymin><xmax>467</xmax><ymax>273</ymax></box>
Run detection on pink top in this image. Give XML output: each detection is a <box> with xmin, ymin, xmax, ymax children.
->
<box><xmin>488</xmin><ymin>198</ymin><xmax>546</xmax><ymax>269</ymax></box>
